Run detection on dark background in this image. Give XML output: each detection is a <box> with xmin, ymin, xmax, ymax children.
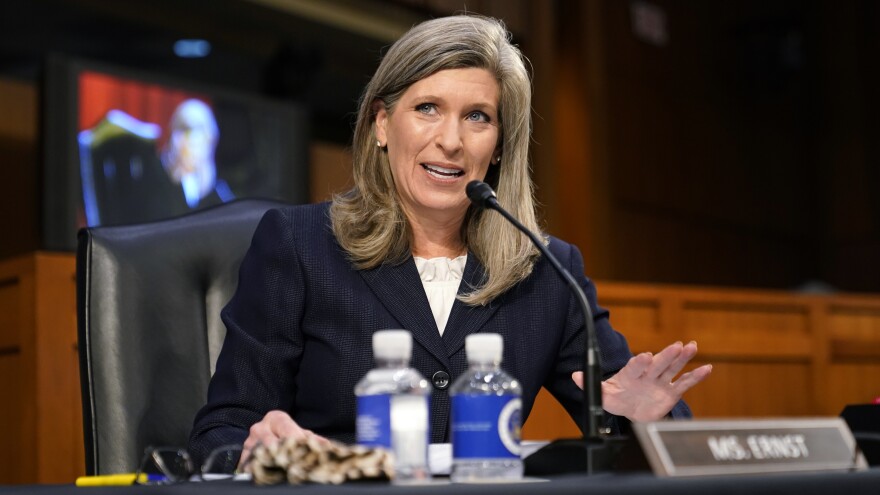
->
<box><xmin>1</xmin><ymin>0</ymin><xmax>879</xmax><ymax>293</ymax></box>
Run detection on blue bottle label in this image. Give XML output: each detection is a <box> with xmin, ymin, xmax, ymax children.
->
<box><xmin>452</xmin><ymin>395</ymin><xmax>522</xmax><ymax>459</ymax></box>
<box><xmin>356</xmin><ymin>394</ymin><xmax>391</xmax><ymax>448</ymax></box>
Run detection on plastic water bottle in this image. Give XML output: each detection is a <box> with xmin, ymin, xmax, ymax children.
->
<box><xmin>450</xmin><ymin>333</ymin><xmax>523</xmax><ymax>482</ymax></box>
<box><xmin>355</xmin><ymin>330</ymin><xmax>431</xmax><ymax>484</ymax></box>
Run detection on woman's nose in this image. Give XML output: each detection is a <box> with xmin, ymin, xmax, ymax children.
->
<box><xmin>434</xmin><ymin>118</ymin><xmax>463</xmax><ymax>154</ymax></box>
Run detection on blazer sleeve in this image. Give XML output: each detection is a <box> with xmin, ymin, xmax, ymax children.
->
<box><xmin>542</xmin><ymin>241</ymin><xmax>692</xmax><ymax>437</ymax></box>
<box><xmin>189</xmin><ymin>208</ymin><xmax>306</xmax><ymax>464</ymax></box>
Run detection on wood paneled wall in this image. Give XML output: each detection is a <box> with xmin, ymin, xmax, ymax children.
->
<box><xmin>523</xmin><ymin>0</ymin><xmax>880</xmax><ymax>292</ymax></box>
<box><xmin>522</xmin><ymin>282</ymin><xmax>880</xmax><ymax>440</ymax></box>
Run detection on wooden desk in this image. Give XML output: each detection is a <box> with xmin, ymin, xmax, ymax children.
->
<box><xmin>11</xmin><ymin>469</ymin><xmax>880</xmax><ymax>495</ymax></box>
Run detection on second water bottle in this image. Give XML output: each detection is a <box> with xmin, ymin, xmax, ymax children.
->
<box><xmin>450</xmin><ymin>333</ymin><xmax>524</xmax><ymax>482</ymax></box>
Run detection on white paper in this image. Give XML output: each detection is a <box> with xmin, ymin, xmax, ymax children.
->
<box><xmin>428</xmin><ymin>441</ymin><xmax>549</xmax><ymax>475</ymax></box>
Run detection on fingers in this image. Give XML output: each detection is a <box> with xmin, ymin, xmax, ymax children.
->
<box><xmin>244</xmin><ymin>411</ymin><xmax>295</xmax><ymax>450</ymax></box>
<box><xmin>601</xmin><ymin>341</ymin><xmax>711</xmax><ymax>422</ymax></box>
<box><xmin>571</xmin><ymin>371</ymin><xmax>584</xmax><ymax>390</ymax></box>
<box><xmin>240</xmin><ymin>410</ymin><xmax>311</xmax><ymax>470</ymax></box>
<box><xmin>617</xmin><ymin>351</ymin><xmax>653</xmax><ymax>381</ymax></box>
<box><xmin>624</xmin><ymin>341</ymin><xmax>706</xmax><ymax>385</ymax></box>
<box><xmin>645</xmin><ymin>342</ymin><xmax>684</xmax><ymax>380</ymax></box>
<box><xmin>671</xmin><ymin>363</ymin><xmax>713</xmax><ymax>395</ymax></box>
<box><xmin>269</xmin><ymin>410</ymin><xmax>311</xmax><ymax>439</ymax></box>
<box><xmin>658</xmin><ymin>341</ymin><xmax>698</xmax><ymax>383</ymax></box>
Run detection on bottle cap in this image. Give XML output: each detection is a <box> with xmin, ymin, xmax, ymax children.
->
<box><xmin>372</xmin><ymin>329</ymin><xmax>412</xmax><ymax>361</ymax></box>
<box><xmin>465</xmin><ymin>333</ymin><xmax>503</xmax><ymax>364</ymax></box>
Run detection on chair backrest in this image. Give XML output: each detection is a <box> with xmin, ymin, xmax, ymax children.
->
<box><xmin>76</xmin><ymin>198</ymin><xmax>288</xmax><ymax>475</ymax></box>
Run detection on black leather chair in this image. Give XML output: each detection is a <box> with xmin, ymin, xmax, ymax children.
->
<box><xmin>76</xmin><ymin>198</ymin><xmax>289</xmax><ymax>475</ymax></box>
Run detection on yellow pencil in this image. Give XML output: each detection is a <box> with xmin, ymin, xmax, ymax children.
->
<box><xmin>75</xmin><ymin>473</ymin><xmax>166</xmax><ymax>486</ymax></box>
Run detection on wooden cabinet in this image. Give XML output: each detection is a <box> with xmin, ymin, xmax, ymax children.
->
<box><xmin>0</xmin><ymin>253</ymin><xmax>82</xmax><ymax>484</ymax></box>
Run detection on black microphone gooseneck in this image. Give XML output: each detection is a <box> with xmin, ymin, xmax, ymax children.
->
<box><xmin>466</xmin><ymin>180</ymin><xmax>606</xmax><ymax>474</ymax></box>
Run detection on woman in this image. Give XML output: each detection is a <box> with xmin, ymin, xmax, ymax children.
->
<box><xmin>189</xmin><ymin>14</ymin><xmax>711</xmax><ymax>467</ymax></box>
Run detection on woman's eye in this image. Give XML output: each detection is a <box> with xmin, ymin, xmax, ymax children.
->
<box><xmin>416</xmin><ymin>103</ymin><xmax>436</xmax><ymax>114</ymax></box>
<box><xmin>466</xmin><ymin>111</ymin><xmax>490</xmax><ymax>123</ymax></box>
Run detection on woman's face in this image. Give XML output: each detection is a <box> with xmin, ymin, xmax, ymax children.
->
<box><xmin>375</xmin><ymin>68</ymin><xmax>500</xmax><ymax>225</ymax></box>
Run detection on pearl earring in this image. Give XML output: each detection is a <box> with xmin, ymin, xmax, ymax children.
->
<box><xmin>376</xmin><ymin>140</ymin><xmax>382</xmax><ymax>147</ymax></box>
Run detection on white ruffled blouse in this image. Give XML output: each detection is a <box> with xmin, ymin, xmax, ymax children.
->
<box><xmin>413</xmin><ymin>255</ymin><xmax>466</xmax><ymax>336</ymax></box>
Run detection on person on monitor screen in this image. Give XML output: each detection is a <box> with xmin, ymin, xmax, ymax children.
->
<box><xmin>161</xmin><ymin>98</ymin><xmax>235</xmax><ymax>209</ymax></box>
<box><xmin>189</xmin><ymin>14</ymin><xmax>712</xmax><ymax>469</ymax></box>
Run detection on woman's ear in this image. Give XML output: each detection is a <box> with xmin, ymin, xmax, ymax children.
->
<box><xmin>373</xmin><ymin>99</ymin><xmax>388</xmax><ymax>146</ymax></box>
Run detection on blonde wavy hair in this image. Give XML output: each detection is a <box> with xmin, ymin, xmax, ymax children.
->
<box><xmin>331</xmin><ymin>14</ymin><xmax>540</xmax><ymax>306</ymax></box>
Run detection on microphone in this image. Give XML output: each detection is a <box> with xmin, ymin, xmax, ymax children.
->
<box><xmin>465</xmin><ymin>180</ymin><xmax>498</xmax><ymax>209</ymax></box>
<box><xmin>466</xmin><ymin>180</ymin><xmax>607</xmax><ymax>474</ymax></box>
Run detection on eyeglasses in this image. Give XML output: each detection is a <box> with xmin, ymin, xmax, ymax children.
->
<box><xmin>134</xmin><ymin>445</ymin><xmax>244</xmax><ymax>484</ymax></box>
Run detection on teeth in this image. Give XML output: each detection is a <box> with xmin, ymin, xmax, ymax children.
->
<box><xmin>422</xmin><ymin>164</ymin><xmax>464</xmax><ymax>177</ymax></box>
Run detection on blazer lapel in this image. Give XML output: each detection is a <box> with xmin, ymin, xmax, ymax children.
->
<box><xmin>441</xmin><ymin>252</ymin><xmax>501</xmax><ymax>357</ymax></box>
<box><xmin>359</xmin><ymin>258</ymin><xmax>451</xmax><ymax>367</ymax></box>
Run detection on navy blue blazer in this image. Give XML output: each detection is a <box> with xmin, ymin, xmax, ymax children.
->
<box><xmin>189</xmin><ymin>202</ymin><xmax>690</xmax><ymax>463</ymax></box>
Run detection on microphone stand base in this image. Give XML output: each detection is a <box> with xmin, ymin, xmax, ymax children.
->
<box><xmin>523</xmin><ymin>436</ymin><xmax>649</xmax><ymax>476</ymax></box>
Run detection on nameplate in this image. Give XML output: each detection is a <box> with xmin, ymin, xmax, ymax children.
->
<box><xmin>632</xmin><ymin>418</ymin><xmax>867</xmax><ymax>477</ymax></box>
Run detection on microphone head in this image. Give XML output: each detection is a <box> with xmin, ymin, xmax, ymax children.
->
<box><xmin>466</xmin><ymin>180</ymin><xmax>497</xmax><ymax>209</ymax></box>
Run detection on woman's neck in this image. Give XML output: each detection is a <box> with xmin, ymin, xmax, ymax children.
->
<box><xmin>407</xmin><ymin>211</ymin><xmax>467</xmax><ymax>259</ymax></box>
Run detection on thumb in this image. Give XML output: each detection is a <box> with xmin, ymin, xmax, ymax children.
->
<box><xmin>571</xmin><ymin>371</ymin><xmax>584</xmax><ymax>390</ymax></box>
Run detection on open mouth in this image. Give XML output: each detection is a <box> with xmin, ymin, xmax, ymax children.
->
<box><xmin>422</xmin><ymin>163</ymin><xmax>465</xmax><ymax>179</ymax></box>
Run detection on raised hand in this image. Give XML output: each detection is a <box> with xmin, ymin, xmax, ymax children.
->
<box><xmin>572</xmin><ymin>341</ymin><xmax>712</xmax><ymax>422</ymax></box>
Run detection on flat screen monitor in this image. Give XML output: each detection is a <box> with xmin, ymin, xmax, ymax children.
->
<box><xmin>42</xmin><ymin>56</ymin><xmax>310</xmax><ymax>251</ymax></box>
